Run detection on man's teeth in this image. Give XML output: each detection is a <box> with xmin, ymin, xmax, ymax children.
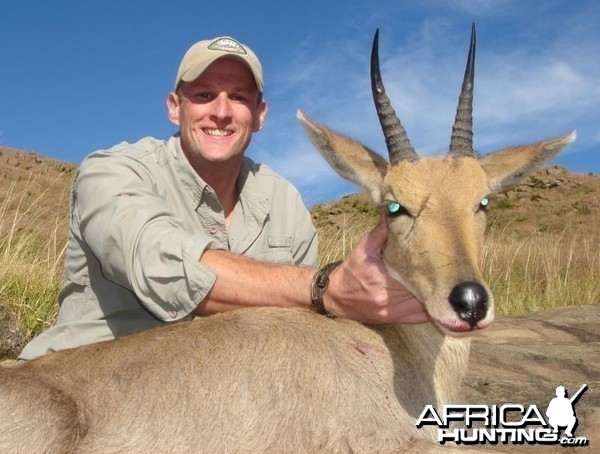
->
<box><xmin>205</xmin><ymin>128</ymin><xmax>232</xmax><ymax>137</ymax></box>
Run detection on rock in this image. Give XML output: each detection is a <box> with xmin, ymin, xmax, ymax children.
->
<box><xmin>0</xmin><ymin>316</ymin><xmax>26</xmax><ymax>360</ymax></box>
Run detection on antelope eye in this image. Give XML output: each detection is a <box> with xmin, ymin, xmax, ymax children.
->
<box><xmin>479</xmin><ymin>197</ymin><xmax>489</xmax><ymax>209</ymax></box>
<box><xmin>387</xmin><ymin>201</ymin><xmax>407</xmax><ymax>217</ymax></box>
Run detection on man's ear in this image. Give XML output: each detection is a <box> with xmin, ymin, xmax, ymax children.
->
<box><xmin>253</xmin><ymin>100</ymin><xmax>268</xmax><ymax>132</ymax></box>
<box><xmin>167</xmin><ymin>92</ymin><xmax>181</xmax><ymax>127</ymax></box>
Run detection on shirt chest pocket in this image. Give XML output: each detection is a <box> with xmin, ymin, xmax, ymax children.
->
<box><xmin>257</xmin><ymin>235</ymin><xmax>293</xmax><ymax>264</ymax></box>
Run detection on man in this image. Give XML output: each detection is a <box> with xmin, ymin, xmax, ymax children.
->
<box><xmin>19</xmin><ymin>36</ymin><xmax>428</xmax><ymax>361</ymax></box>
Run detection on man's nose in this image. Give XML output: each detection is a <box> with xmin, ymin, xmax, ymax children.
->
<box><xmin>210</xmin><ymin>92</ymin><xmax>233</xmax><ymax>120</ymax></box>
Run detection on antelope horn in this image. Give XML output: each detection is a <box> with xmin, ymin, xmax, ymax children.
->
<box><xmin>449</xmin><ymin>23</ymin><xmax>476</xmax><ymax>158</ymax></box>
<box><xmin>371</xmin><ymin>29</ymin><xmax>419</xmax><ymax>163</ymax></box>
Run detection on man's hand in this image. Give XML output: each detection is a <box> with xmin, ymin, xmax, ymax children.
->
<box><xmin>324</xmin><ymin>213</ymin><xmax>430</xmax><ymax>324</ymax></box>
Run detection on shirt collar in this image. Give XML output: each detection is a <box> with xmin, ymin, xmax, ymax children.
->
<box><xmin>167</xmin><ymin>135</ymin><xmax>270</xmax><ymax>218</ymax></box>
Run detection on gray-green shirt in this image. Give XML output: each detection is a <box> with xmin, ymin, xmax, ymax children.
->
<box><xmin>19</xmin><ymin>136</ymin><xmax>317</xmax><ymax>360</ymax></box>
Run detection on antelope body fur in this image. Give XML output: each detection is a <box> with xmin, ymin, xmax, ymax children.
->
<box><xmin>0</xmin><ymin>26</ymin><xmax>574</xmax><ymax>453</ymax></box>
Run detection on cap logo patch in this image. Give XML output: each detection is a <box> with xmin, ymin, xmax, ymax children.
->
<box><xmin>207</xmin><ymin>38</ymin><xmax>247</xmax><ymax>55</ymax></box>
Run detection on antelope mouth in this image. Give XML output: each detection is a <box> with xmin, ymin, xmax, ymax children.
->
<box><xmin>435</xmin><ymin>316</ymin><xmax>493</xmax><ymax>335</ymax></box>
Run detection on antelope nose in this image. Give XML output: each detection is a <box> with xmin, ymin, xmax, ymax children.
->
<box><xmin>449</xmin><ymin>281</ymin><xmax>489</xmax><ymax>326</ymax></box>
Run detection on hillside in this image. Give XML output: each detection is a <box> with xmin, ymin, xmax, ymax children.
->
<box><xmin>0</xmin><ymin>146</ymin><xmax>76</xmax><ymax>247</ymax></box>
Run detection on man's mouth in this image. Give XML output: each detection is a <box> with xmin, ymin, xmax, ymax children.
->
<box><xmin>203</xmin><ymin>128</ymin><xmax>233</xmax><ymax>137</ymax></box>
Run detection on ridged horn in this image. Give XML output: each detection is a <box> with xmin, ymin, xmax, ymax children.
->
<box><xmin>449</xmin><ymin>23</ymin><xmax>476</xmax><ymax>158</ymax></box>
<box><xmin>371</xmin><ymin>29</ymin><xmax>419</xmax><ymax>164</ymax></box>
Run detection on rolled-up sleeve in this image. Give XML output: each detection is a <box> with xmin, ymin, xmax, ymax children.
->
<box><xmin>75</xmin><ymin>152</ymin><xmax>224</xmax><ymax>321</ymax></box>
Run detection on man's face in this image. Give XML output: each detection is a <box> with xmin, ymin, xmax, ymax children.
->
<box><xmin>167</xmin><ymin>58</ymin><xmax>267</xmax><ymax>166</ymax></box>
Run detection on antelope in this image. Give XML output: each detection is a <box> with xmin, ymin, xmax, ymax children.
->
<box><xmin>0</xmin><ymin>26</ymin><xmax>574</xmax><ymax>453</ymax></box>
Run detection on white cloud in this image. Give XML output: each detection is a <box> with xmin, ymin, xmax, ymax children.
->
<box><xmin>444</xmin><ymin>0</ymin><xmax>515</xmax><ymax>16</ymax></box>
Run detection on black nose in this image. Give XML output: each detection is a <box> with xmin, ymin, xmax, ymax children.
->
<box><xmin>448</xmin><ymin>281</ymin><xmax>489</xmax><ymax>327</ymax></box>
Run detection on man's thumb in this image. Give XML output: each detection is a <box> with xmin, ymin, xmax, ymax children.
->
<box><xmin>364</xmin><ymin>212</ymin><xmax>388</xmax><ymax>254</ymax></box>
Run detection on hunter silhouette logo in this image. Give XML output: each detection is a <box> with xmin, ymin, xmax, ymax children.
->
<box><xmin>416</xmin><ymin>384</ymin><xmax>589</xmax><ymax>446</ymax></box>
<box><xmin>546</xmin><ymin>384</ymin><xmax>587</xmax><ymax>438</ymax></box>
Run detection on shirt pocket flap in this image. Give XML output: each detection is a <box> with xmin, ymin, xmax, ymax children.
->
<box><xmin>267</xmin><ymin>236</ymin><xmax>292</xmax><ymax>248</ymax></box>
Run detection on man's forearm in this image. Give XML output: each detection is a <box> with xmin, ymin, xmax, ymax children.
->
<box><xmin>194</xmin><ymin>216</ymin><xmax>430</xmax><ymax>325</ymax></box>
<box><xmin>194</xmin><ymin>249</ymin><xmax>315</xmax><ymax>316</ymax></box>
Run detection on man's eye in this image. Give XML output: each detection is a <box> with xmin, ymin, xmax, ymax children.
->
<box><xmin>194</xmin><ymin>92</ymin><xmax>213</xmax><ymax>100</ymax></box>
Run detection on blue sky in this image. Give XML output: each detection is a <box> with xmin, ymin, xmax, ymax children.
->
<box><xmin>2</xmin><ymin>0</ymin><xmax>599</xmax><ymax>205</ymax></box>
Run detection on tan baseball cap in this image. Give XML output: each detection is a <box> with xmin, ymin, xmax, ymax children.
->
<box><xmin>174</xmin><ymin>36</ymin><xmax>264</xmax><ymax>93</ymax></box>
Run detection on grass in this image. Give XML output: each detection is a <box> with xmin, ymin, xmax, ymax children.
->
<box><xmin>0</xmin><ymin>177</ymin><xmax>67</xmax><ymax>341</ymax></box>
<box><xmin>483</xmin><ymin>227</ymin><xmax>600</xmax><ymax>316</ymax></box>
<box><xmin>317</xmin><ymin>212</ymin><xmax>377</xmax><ymax>264</ymax></box>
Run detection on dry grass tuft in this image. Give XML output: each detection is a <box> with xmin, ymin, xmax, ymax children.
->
<box><xmin>483</xmin><ymin>227</ymin><xmax>600</xmax><ymax>315</ymax></box>
<box><xmin>317</xmin><ymin>212</ymin><xmax>377</xmax><ymax>264</ymax></box>
<box><xmin>0</xmin><ymin>176</ymin><xmax>67</xmax><ymax>341</ymax></box>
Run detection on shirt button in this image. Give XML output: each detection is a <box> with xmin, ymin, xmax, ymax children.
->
<box><xmin>209</xmin><ymin>225</ymin><xmax>219</xmax><ymax>235</ymax></box>
<box><xmin>168</xmin><ymin>309</ymin><xmax>177</xmax><ymax>318</ymax></box>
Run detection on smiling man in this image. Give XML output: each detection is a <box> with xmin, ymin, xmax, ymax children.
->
<box><xmin>19</xmin><ymin>36</ymin><xmax>427</xmax><ymax>361</ymax></box>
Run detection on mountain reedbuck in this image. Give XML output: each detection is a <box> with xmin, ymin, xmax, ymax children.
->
<box><xmin>0</xmin><ymin>26</ymin><xmax>574</xmax><ymax>452</ymax></box>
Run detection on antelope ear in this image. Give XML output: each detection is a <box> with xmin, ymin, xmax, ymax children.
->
<box><xmin>297</xmin><ymin>110</ymin><xmax>388</xmax><ymax>204</ymax></box>
<box><xmin>479</xmin><ymin>131</ymin><xmax>576</xmax><ymax>193</ymax></box>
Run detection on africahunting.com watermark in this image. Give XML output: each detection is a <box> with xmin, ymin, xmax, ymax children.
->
<box><xmin>416</xmin><ymin>384</ymin><xmax>589</xmax><ymax>447</ymax></box>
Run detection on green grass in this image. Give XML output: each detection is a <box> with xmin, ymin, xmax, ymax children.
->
<box><xmin>494</xmin><ymin>197</ymin><xmax>515</xmax><ymax>210</ymax></box>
